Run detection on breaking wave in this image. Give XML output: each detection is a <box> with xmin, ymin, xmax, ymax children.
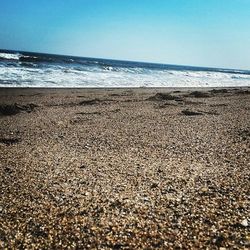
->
<box><xmin>0</xmin><ymin>52</ymin><xmax>20</xmax><ymax>60</ymax></box>
<box><xmin>0</xmin><ymin>50</ymin><xmax>250</xmax><ymax>88</ymax></box>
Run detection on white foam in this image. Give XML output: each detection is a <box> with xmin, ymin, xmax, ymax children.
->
<box><xmin>0</xmin><ymin>52</ymin><xmax>20</xmax><ymax>60</ymax></box>
<box><xmin>0</xmin><ymin>63</ymin><xmax>249</xmax><ymax>88</ymax></box>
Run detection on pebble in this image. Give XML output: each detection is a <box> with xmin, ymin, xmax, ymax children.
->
<box><xmin>201</xmin><ymin>187</ymin><xmax>208</xmax><ymax>193</ymax></box>
<box><xmin>241</xmin><ymin>219</ymin><xmax>248</xmax><ymax>227</ymax></box>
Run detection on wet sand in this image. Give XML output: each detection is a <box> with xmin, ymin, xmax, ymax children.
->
<box><xmin>0</xmin><ymin>87</ymin><xmax>249</xmax><ymax>249</ymax></box>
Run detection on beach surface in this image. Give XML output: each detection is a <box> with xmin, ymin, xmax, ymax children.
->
<box><xmin>0</xmin><ymin>87</ymin><xmax>249</xmax><ymax>249</ymax></box>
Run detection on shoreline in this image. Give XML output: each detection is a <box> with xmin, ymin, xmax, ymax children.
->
<box><xmin>0</xmin><ymin>86</ymin><xmax>249</xmax><ymax>97</ymax></box>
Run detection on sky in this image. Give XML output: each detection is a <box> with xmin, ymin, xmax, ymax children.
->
<box><xmin>0</xmin><ymin>0</ymin><xmax>250</xmax><ymax>70</ymax></box>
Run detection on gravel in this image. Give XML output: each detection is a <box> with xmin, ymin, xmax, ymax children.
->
<box><xmin>0</xmin><ymin>87</ymin><xmax>249</xmax><ymax>249</ymax></box>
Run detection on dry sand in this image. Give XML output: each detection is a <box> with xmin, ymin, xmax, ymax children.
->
<box><xmin>0</xmin><ymin>87</ymin><xmax>249</xmax><ymax>249</ymax></box>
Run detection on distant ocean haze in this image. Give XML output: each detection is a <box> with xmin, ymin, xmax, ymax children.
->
<box><xmin>0</xmin><ymin>50</ymin><xmax>250</xmax><ymax>88</ymax></box>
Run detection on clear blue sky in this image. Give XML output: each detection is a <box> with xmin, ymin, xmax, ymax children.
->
<box><xmin>0</xmin><ymin>0</ymin><xmax>250</xmax><ymax>69</ymax></box>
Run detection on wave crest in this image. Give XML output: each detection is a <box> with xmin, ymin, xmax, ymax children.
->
<box><xmin>0</xmin><ymin>52</ymin><xmax>20</xmax><ymax>60</ymax></box>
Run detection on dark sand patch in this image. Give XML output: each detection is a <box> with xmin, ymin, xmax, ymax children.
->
<box><xmin>79</xmin><ymin>99</ymin><xmax>101</xmax><ymax>106</ymax></box>
<box><xmin>147</xmin><ymin>93</ymin><xmax>182</xmax><ymax>101</ymax></box>
<box><xmin>182</xmin><ymin>110</ymin><xmax>204</xmax><ymax>116</ymax></box>
<box><xmin>79</xmin><ymin>98</ymin><xmax>116</xmax><ymax>106</ymax></box>
<box><xmin>210</xmin><ymin>103</ymin><xmax>228</xmax><ymax>107</ymax></box>
<box><xmin>210</xmin><ymin>89</ymin><xmax>229</xmax><ymax>94</ymax></box>
<box><xmin>0</xmin><ymin>103</ymin><xmax>38</xmax><ymax>116</ymax></box>
<box><xmin>187</xmin><ymin>91</ymin><xmax>211</xmax><ymax>98</ymax></box>
<box><xmin>0</xmin><ymin>138</ymin><xmax>20</xmax><ymax>145</ymax></box>
<box><xmin>76</xmin><ymin>111</ymin><xmax>102</xmax><ymax>115</ymax></box>
<box><xmin>238</xmin><ymin>129</ymin><xmax>250</xmax><ymax>141</ymax></box>
<box><xmin>202</xmin><ymin>111</ymin><xmax>220</xmax><ymax>115</ymax></box>
<box><xmin>236</xmin><ymin>89</ymin><xmax>250</xmax><ymax>95</ymax></box>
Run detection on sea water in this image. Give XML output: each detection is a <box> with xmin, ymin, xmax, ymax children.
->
<box><xmin>0</xmin><ymin>50</ymin><xmax>250</xmax><ymax>88</ymax></box>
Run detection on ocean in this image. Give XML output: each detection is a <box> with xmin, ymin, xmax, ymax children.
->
<box><xmin>0</xmin><ymin>49</ymin><xmax>250</xmax><ymax>88</ymax></box>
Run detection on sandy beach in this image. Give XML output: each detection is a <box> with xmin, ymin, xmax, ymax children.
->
<box><xmin>0</xmin><ymin>87</ymin><xmax>249</xmax><ymax>249</ymax></box>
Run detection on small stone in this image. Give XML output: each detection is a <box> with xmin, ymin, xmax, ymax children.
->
<box><xmin>143</xmin><ymin>197</ymin><xmax>150</xmax><ymax>202</ymax></box>
<box><xmin>241</xmin><ymin>219</ymin><xmax>248</xmax><ymax>227</ymax></box>
<box><xmin>201</xmin><ymin>187</ymin><xmax>208</xmax><ymax>193</ymax></box>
